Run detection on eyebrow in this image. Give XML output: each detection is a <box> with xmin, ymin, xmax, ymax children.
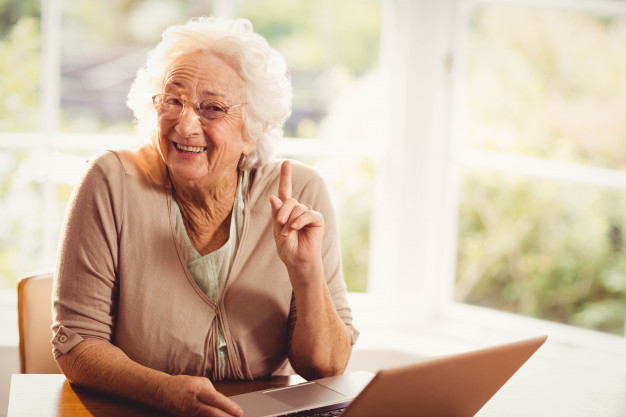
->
<box><xmin>166</xmin><ymin>82</ymin><xmax>227</xmax><ymax>98</ymax></box>
<box><xmin>199</xmin><ymin>90</ymin><xmax>227</xmax><ymax>100</ymax></box>
<box><xmin>163</xmin><ymin>77</ymin><xmax>232</xmax><ymax>103</ymax></box>
<box><xmin>164</xmin><ymin>79</ymin><xmax>187</xmax><ymax>90</ymax></box>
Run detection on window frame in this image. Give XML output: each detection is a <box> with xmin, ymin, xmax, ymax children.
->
<box><xmin>359</xmin><ymin>0</ymin><xmax>626</xmax><ymax>350</ymax></box>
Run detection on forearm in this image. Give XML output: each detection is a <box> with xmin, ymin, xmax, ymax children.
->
<box><xmin>288</xmin><ymin>262</ymin><xmax>352</xmax><ymax>380</ymax></box>
<box><xmin>56</xmin><ymin>338</ymin><xmax>242</xmax><ymax>417</ymax></box>
<box><xmin>56</xmin><ymin>339</ymin><xmax>170</xmax><ymax>411</ymax></box>
<box><xmin>270</xmin><ymin>161</ymin><xmax>353</xmax><ymax>380</ymax></box>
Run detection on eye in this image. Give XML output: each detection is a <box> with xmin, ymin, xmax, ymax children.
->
<box><xmin>164</xmin><ymin>95</ymin><xmax>183</xmax><ymax>106</ymax></box>
<box><xmin>200</xmin><ymin>102</ymin><xmax>226</xmax><ymax>112</ymax></box>
<box><xmin>199</xmin><ymin>101</ymin><xmax>228</xmax><ymax>119</ymax></box>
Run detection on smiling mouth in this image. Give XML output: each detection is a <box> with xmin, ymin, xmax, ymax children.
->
<box><xmin>174</xmin><ymin>142</ymin><xmax>207</xmax><ymax>154</ymax></box>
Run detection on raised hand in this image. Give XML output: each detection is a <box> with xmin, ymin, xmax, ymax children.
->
<box><xmin>268</xmin><ymin>161</ymin><xmax>352</xmax><ymax>381</ymax></box>
<box><xmin>269</xmin><ymin>160</ymin><xmax>325</xmax><ymax>276</ymax></box>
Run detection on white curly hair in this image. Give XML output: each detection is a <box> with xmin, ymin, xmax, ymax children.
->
<box><xmin>126</xmin><ymin>16</ymin><xmax>292</xmax><ymax>170</ymax></box>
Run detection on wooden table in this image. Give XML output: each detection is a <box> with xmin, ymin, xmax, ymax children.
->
<box><xmin>8</xmin><ymin>359</ymin><xmax>626</xmax><ymax>417</ymax></box>
<box><xmin>7</xmin><ymin>373</ymin><xmax>306</xmax><ymax>417</ymax></box>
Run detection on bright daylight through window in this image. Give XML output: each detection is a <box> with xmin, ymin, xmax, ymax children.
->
<box><xmin>0</xmin><ymin>0</ymin><xmax>625</xmax><ymax>339</ymax></box>
<box><xmin>453</xmin><ymin>2</ymin><xmax>626</xmax><ymax>336</ymax></box>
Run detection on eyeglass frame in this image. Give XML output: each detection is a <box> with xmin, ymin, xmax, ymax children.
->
<box><xmin>152</xmin><ymin>92</ymin><xmax>245</xmax><ymax>123</ymax></box>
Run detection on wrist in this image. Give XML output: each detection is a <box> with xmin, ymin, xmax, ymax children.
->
<box><xmin>146</xmin><ymin>372</ymin><xmax>174</xmax><ymax>412</ymax></box>
<box><xmin>287</xmin><ymin>260</ymin><xmax>325</xmax><ymax>289</ymax></box>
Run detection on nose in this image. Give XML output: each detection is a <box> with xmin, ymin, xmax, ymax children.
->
<box><xmin>174</xmin><ymin>104</ymin><xmax>203</xmax><ymax>138</ymax></box>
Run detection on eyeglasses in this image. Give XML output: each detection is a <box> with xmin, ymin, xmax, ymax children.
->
<box><xmin>152</xmin><ymin>93</ymin><xmax>244</xmax><ymax>122</ymax></box>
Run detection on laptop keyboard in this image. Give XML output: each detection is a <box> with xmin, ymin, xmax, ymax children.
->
<box><xmin>276</xmin><ymin>401</ymin><xmax>351</xmax><ymax>416</ymax></box>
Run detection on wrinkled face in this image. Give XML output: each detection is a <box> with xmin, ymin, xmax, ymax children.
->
<box><xmin>156</xmin><ymin>50</ymin><xmax>254</xmax><ymax>187</ymax></box>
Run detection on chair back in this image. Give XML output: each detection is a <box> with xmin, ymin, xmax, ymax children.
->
<box><xmin>17</xmin><ymin>272</ymin><xmax>61</xmax><ymax>373</ymax></box>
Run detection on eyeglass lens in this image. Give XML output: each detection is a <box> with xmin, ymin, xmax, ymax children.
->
<box><xmin>154</xmin><ymin>94</ymin><xmax>229</xmax><ymax>121</ymax></box>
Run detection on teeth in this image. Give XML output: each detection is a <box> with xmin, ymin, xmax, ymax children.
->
<box><xmin>175</xmin><ymin>143</ymin><xmax>206</xmax><ymax>153</ymax></box>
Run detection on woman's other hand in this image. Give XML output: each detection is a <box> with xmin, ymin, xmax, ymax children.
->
<box><xmin>56</xmin><ymin>339</ymin><xmax>243</xmax><ymax>417</ymax></box>
<box><xmin>269</xmin><ymin>160</ymin><xmax>325</xmax><ymax>278</ymax></box>
<box><xmin>159</xmin><ymin>375</ymin><xmax>243</xmax><ymax>417</ymax></box>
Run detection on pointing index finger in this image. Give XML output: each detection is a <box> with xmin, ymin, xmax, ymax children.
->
<box><xmin>278</xmin><ymin>160</ymin><xmax>292</xmax><ymax>201</ymax></box>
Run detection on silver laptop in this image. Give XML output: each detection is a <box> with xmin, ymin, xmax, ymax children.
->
<box><xmin>229</xmin><ymin>335</ymin><xmax>547</xmax><ymax>417</ymax></box>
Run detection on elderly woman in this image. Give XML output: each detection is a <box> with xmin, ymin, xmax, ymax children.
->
<box><xmin>51</xmin><ymin>16</ymin><xmax>357</xmax><ymax>417</ymax></box>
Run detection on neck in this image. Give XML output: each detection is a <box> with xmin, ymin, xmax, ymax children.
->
<box><xmin>170</xmin><ymin>170</ymin><xmax>239</xmax><ymax>254</ymax></box>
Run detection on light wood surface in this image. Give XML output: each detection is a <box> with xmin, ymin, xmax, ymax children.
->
<box><xmin>7</xmin><ymin>373</ymin><xmax>305</xmax><ymax>417</ymax></box>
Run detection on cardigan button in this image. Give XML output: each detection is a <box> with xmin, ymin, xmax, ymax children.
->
<box><xmin>58</xmin><ymin>335</ymin><xmax>68</xmax><ymax>343</ymax></box>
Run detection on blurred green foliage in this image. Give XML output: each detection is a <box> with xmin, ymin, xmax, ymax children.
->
<box><xmin>0</xmin><ymin>0</ymin><xmax>39</xmax><ymax>37</ymax></box>
<box><xmin>457</xmin><ymin>172</ymin><xmax>626</xmax><ymax>334</ymax></box>
<box><xmin>237</xmin><ymin>0</ymin><xmax>381</xmax><ymax>75</ymax></box>
<box><xmin>0</xmin><ymin>15</ymin><xmax>40</xmax><ymax>131</ymax></box>
<box><xmin>335</xmin><ymin>161</ymin><xmax>374</xmax><ymax>293</ymax></box>
<box><xmin>463</xmin><ymin>6</ymin><xmax>626</xmax><ymax>171</ymax></box>
<box><xmin>456</xmin><ymin>6</ymin><xmax>626</xmax><ymax>335</ymax></box>
<box><xmin>0</xmin><ymin>3</ymin><xmax>42</xmax><ymax>288</ymax></box>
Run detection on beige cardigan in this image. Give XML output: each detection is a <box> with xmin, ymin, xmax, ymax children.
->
<box><xmin>51</xmin><ymin>143</ymin><xmax>357</xmax><ymax>380</ymax></box>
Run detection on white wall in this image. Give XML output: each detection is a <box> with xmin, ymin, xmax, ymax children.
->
<box><xmin>0</xmin><ymin>290</ymin><xmax>20</xmax><ymax>417</ymax></box>
<box><xmin>0</xmin><ymin>346</ymin><xmax>19</xmax><ymax>417</ymax></box>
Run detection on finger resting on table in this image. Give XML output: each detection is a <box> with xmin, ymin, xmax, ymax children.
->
<box><xmin>195</xmin><ymin>404</ymin><xmax>241</xmax><ymax>417</ymax></box>
<box><xmin>196</xmin><ymin>389</ymin><xmax>242</xmax><ymax>417</ymax></box>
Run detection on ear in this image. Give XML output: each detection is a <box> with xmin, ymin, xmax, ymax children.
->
<box><xmin>241</xmin><ymin>136</ymin><xmax>258</xmax><ymax>156</ymax></box>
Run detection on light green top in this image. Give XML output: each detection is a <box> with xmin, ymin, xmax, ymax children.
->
<box><xmin>172</xmin><ymin>171</ymin><xmax>248</xmax><ymax>376</ymax></box>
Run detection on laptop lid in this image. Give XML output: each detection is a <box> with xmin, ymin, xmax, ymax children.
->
<box><xmin>341</xmin><ymin>335</ymin><xmax>547</xmax><ymax>417</ymax></box>
<box><xmin>229</xmin><ymin>335</ymin><xmax>547</xmax><ymax>417</ymax></box>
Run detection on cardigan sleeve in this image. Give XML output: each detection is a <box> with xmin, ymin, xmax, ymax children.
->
<box><xmin>51</xmin><ymin>151</ymin><xmax>124</xmax><ymax>358</ymax></box>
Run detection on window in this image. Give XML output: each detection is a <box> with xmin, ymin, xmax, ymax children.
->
<box><xmin>0</xmin><ymin>0</ymin><xmax>43</xmax><ymax>287</ymax></box>
<box><xmin>0</xmin><ymin>0</ymin><xmax>382</xmax><ymax>292</ymax></box>
<box><xmin>2</xmin><ymin>0</ymin><xmax>624</xmax><ymax>341</ymax></box>
<box><xmin>453</xmin><ymin>1</ymin><xmax>626</xmax><ymax>336</ymax></box>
